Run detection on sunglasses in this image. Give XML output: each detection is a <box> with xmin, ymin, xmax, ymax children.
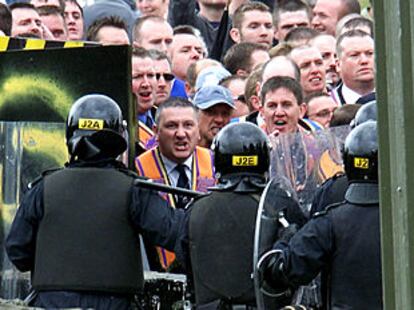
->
<box><xmin>155</xmin><ymin>73</ymin><xmax>175</xmax><ymax>82</ymax></box>
<box><xmin>233</xmin><ymin>95</ymin><xmax>246</xmax><ymax>103</ymax></box>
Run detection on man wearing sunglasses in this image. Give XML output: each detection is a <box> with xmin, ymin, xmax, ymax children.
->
<box><xmin>149</xmin><ymin>50</ymin><xmax>175</xmax><ymax>107</ymax></box>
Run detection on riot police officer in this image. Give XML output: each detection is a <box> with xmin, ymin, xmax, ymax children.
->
<box><xmin>260</xmin><ymin>120</ymin><xmax>382</xmax><ymax>309</ymax></box>
<box><xmin>181</xmin><ymin>122</ymin><xmax>306</xmax><ymax>309</ymax></box>
<box><xmin>5</xmin><ymin>94</ymin><xmax>186</xmax><ymax>309</ymax></box>
<box><xmin>310</xmin><ymin>100</ymin><xmax>378</xmax><ymax>216</ymax></box>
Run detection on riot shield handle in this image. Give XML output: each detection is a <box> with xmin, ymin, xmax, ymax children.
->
<box><xmin>278</xmin><ymin>211</ymin><xmax>290</xmax><ymax>228</ymax></box>
<box><xmin>256</xmin><ymin>249</ymin><xmax>287</xmax><ymax>298</ymax></box>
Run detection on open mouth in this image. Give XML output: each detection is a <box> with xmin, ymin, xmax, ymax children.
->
<box><xmin>175</xmin><ymin>141</ymin><xmax>189</xmax><ymax>151</ymax></box>
<box><xmin>309</xmin><ymin>76</ymin><xmax>322</xmax><ymax>83</ymax></box>
<box><xmin>139</xmin><ymin>91</ymin><xmax>152</xmax><ymax>101</ymax></box>
<box><xmin>274</xmin><ymin>120</ymin><xmax>287</xmax><ymax>126</ymax></box>
<box><xmin>210</xmin><ymin>126</ymin><xmax>222</xmax><ymax>135</ymax></box>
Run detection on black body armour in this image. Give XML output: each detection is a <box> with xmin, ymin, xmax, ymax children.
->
<box><xmin>323</xmin><ymin>183</ymin><xmax>382</xmax><ymax>309</ymax></box>
<box><xmin>33</xmin><ymin>168</ymin><xmax>143</xmax><ymax>295</ymax></box>
<box><xmin>189</xmin><ymin>191</ymin><xmax>259</xmax><ymax>305</ymax></box>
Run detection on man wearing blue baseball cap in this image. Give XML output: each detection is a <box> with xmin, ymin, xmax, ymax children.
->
<box><xmin>193</xmin><ymin>85</ymin><xmax>235</xmax><ymax>148</ymax></box>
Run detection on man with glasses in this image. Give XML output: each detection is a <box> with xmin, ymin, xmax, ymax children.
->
<box><xmin>305</xmin><ymin>92</ymin><xmax>338</xmax><ymax>128</ymax></box>
<box><xmin>148</xmin><ymin>50</ymin><xmax>175</xmax><ymax>107</ymax></box>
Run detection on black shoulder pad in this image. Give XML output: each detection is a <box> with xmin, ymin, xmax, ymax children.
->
<box><xmin>185</xmin><ymin>192</ymin><xmax>212</xmax><ymax>210</ymax></box>
<box><xmin>331</xmin><ymin>172</ymin><xmax>346</xmax><ymax>180</ymax></box>
<box><xmin>312</xmin><ymin>201</ymin><xmax>345</xmax><ymax>218</ymax></box>
<box><xmin>116</xmin><ymin>167</ymin><xmax>152</xmax><ymax>181</ymax></box>
<box><xmin>28</xmin><ymin>167</ymin><xmax>63</xmax><ymax>189</ymax></box>
<box><xmin>320</xmin><ymin>172</ymin><xmax>345</xmax><ymax>187</ymax></box>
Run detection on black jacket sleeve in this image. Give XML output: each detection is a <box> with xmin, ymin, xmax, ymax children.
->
<box><xmin>6</xmin><ymin>182</ymin><xmax>44</xmax><ymax>272</ymax></box>
<box><xmin>269</xmin><ymin>214</ymin><xmax>334</xmax><ymax>288</ymax></box>
<box><xmin>129</xmin><ymin>186</ymin><xmax>186</xmax><ymax>253</ymax></box>
<box><xmin>168</xmin><ymin>0</ymin><xmax>197</xmax><ymax>28</ymax></box>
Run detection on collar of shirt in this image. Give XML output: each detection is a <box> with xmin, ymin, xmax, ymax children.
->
<box><xmin>159</xmin><ymin>152</ymin><xmax>193</xmax><ymax>187</ymax></box>
<box><xmin>341</xmin><ymin>84</ymin><xmax>365</xmax><ymax>104</ymax></box>
<box><xmin>138</xmin><ymin>110</ymin><xmax>155</xmax><ymax>126</ymax></box>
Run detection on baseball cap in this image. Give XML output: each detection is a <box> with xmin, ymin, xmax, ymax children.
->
<box><xmin>195</xmin><ymin>66</ymin><xmax>231</xmax><ymax>92</ymax></box>
<box><xmin>193</xmin><ymin>85</ymin><xmax>235</xmax><ymax>110</ymax></box>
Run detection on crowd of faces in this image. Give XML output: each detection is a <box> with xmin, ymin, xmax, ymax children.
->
<box><xmin>5</xmin><ymin>0</ymin><xmax>376</xmax><ymax>160</ymax></box>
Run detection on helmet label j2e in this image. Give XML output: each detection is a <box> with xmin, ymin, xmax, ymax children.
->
<box><xmin>232</xmin><ymin>155</ymin><xmax>258</xmax><ymax>167</ymax></box>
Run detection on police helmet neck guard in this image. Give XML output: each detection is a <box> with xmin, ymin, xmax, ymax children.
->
<box><xmin>343</xmin><ymin>120</ymin><xmax>378</xmax><ymax>184</ymax></box>
<box><xmin>214</xmin><ymin>172</ymin><xmax>267</xmax><ymax>192</ymax></box>
<box><xmin>344</xmin><ymin>121</ymin><xmax>379</xmax><ymax>204</ymax></box>
<box><xmin>66</xmin><ymin>94</ymin><xmax>127</xmax><ymax>161</ymax></box>
<box><xmin>212</xmin><ymin>122</ymin><xmax>271</xmax><ymax>186</ymax></box>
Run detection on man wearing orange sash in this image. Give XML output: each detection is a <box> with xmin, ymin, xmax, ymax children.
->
<box><xmin>135</xmin><ymin>97</ymin><xmax>215</xmax><ymax>270</ymax></box>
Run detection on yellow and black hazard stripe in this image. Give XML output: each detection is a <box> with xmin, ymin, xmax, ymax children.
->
<box><xmin>0</xmin><ymin>36</ymin><xmax>99</xmax><ymax>52</ymax></box>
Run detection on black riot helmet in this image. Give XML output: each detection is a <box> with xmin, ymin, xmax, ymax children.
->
<box><xmin>351</xmin><ymin>100</ymin><xmax>377</xmax><ymax>128</ymax></box>
<box><xmin>212</xmin><ymin>122</ymin><xmax>271</xmax><ymax>180</ymax></box>
<box><xmin>66</xmin><ymin>94</ymin><xmax>127</xmax><ymax>160</ymax></box>
<box><xmin>343</xmin><ymin>120</ymin><xmax>378</xmax><ymax>183</ymax></box>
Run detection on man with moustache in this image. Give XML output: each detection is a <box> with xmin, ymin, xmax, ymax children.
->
<box><xmin>135</xmin><ymin>98</ymin><xmax>215</xmax><ymax>270</ymax></box>
<box><xmin>310</xmin><ymin>34</ymin><xmax>340</xmax><ymax>89</ymax></box>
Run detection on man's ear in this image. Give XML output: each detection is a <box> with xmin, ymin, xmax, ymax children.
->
<box><xmin>236</xmin><ymin>69</ymin><xmax>248</xmax><ymax>77</ymax></box>
<box><xmin>274</xmin><ymin>28</ymin><xmax>280</xmax><ymax>41</ymax></box>
<box><xmin>336</xmin><ymin>58</ymin><xmax>341</xmax><ymax>76</ymax></box>
<box><xmin>299</xmin><ymin>103</ymin><xmax>307</xmax><ymax>118</ymax></box>
<box><xmin>185</xmin><ymin>81</ymin><xmax>193</xmax><ymax>97</ymax></box>
<box><xmin>229</xmin><ymin>28</ymin><xmax>241</xmax><ymax>44</ymax></box>
<box><xmin>153</xmin><ymin>124</ymin><xmax>159</xmax><ymax>142</ymax></box>
<box><xmin>251</xmin><ymin>95</ymin><xmax>262</xmax><ymax>112</ymax></box>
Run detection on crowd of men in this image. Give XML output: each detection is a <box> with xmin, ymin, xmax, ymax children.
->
<box><xmin>1</xmin><ymin>0</ymin><xmax>382</xmax><ymax>309</ymax></box>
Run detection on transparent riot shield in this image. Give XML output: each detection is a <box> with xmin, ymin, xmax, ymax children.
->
<box><xmin>253</xmin><ymin>176</ymin><xmax>299</xmax><ymax>309</ymax></box>
<box><xmin>269</xmin><ymin>125</ymin><xmax>351</xmax><ymax>217</ymax></box>
<box><xmin>265</xmin><ymin>125</ymin><xmax>351</xmax><ymax>308</ymax></box>
<box><xmin>0</xmin><ymin>122</ymin><xmax>67</xmax><ymax>300</ymax></box>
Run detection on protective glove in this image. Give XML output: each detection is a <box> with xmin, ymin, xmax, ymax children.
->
<box><xmin>277</xmin><ymin>224</ymin><xmax>298</xmax><ymax>243</ymax></box>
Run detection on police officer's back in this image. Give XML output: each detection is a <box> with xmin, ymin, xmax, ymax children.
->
<box><xmin>260</xmin><ymin>121</ymin><xmax>382</xmax><ymax>309</ymax></box>
<box><xmin>5</xmin><ymin>94</ymin><xmax>185</xmax><ymax>309</ymax></box>
<box><xmin>186</xmin><ymin>123</ymin><xmax>306</xmax><ymax>309</ymax></box>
